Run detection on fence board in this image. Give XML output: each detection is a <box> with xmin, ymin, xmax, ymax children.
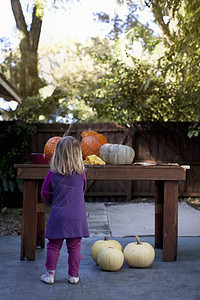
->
<box><xmin>1</xmin><ymin>121</ymin><xmax>199</xmax><ymax>202</ymax></box>
<box><xmin>28</xmin><ymin>122</ymin><xmax>200</xmax><ymax>200</ymax></box>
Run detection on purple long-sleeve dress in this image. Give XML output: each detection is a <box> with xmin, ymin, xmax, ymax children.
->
<box><xmin>41</xmin><ymin>170</ymin><xmax>89</xmax><ymax>239</ymax></box>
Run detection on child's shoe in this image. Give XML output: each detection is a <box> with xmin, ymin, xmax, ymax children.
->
<box><xmin>41</xmin><ymin>270</ymin><xmax>55</xmax><ymax>284</ymax></box>
<box><xmin>68</xmin><ymin>275</ymin><xmax>79</xmax><ymax>284</ymax></box>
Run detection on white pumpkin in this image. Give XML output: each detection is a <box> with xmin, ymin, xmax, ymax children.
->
<box><xmin>91</xmin><ymin>236</ymin><xmax>123</xmax><ymax>263</ymax></box>
<box><xmin>99</xmin><ymin>143</ymin><xmax>135</xmax><ymax>165</ymax></box>
<box><xmin>97</xmin><ymin>247</ymin><xmax>124</xmax><ymax>271</ymax></box>
<box><xmin>123</xmin><ymin>236</ymin><xmax>155</xmax><ymax>268</ymax></box>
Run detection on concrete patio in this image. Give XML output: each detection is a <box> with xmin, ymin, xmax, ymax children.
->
<box><xmin>0</xmin><ymin>201</ymin><xmax>199</xmax><ymax>300</ymax></box>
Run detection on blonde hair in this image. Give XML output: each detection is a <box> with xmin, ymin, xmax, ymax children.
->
<box><xmin>50</xmin><ymin>136</ymin><xmax>85</xmax><ymax>175</ymax></box>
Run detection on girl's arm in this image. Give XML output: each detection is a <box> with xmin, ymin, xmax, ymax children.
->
<box><xmin>82</xmin><ymin>172</ymin><xmax>87</xmax><ymax>194</ymax></box>
<box><xmin>41</xmin><ymin>170</ymin><xmax>53</xmax><ymax>206</ymax></box>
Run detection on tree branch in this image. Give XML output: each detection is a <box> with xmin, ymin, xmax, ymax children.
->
<box><xmin>149</xmin><ymin>0</ymin><xmax>174</xmax><ymax>46</ymax></box>
<box><xmin>30</xmin><ymin>6</ymin><xmax>42</xmax><ymax>51</ymax></box>
<box><xmin>11</xmin><ymin>0</ymin><xmax>27</xmax><ymax>35</ymax></box>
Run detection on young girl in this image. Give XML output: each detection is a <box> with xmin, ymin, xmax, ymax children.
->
<box><xmin>40</xmin><ymin>136</ymin><xmax>89</xmax><ymax>285</ymax></box>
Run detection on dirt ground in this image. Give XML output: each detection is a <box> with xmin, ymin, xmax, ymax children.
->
<box><xmin>0</xmin><ymin>206</ymin><xmax>50</xmax><ymax>236</ymax></box>
<box><xmin>0</xmin><ymin>208</ymin><xmax>22</xmax><ymax>236</ymax></box>
<box><xmin>0</xmin><ymin>198</ymin><xmax>199</xmax><ymax>236</ymax></box>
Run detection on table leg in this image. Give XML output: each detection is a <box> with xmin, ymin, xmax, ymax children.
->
<box><xmin>37</xmin><ymin>181</ymin><xmax>45</xmax><ymax>248</ymax></box>
<box><xmin>155</xmin><ymin>181</ymin><xmax>164</xmax><ymax>249</ymax></box>
<box><xmin>20</xmin><ymin>180</ymin><xmax>37</xmax><ymax>261</ymax></box>
<box><xmin>163</xmin><ymin>181</ymin><xmax>178</xmax><ymax>262</ymax></box>
<box><xmin>126</xmin><ymin>181</ymin><xmax>132</xmax><ymax>201</ymax></box>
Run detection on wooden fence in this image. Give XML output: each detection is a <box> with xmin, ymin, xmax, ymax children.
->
<box><xmin>22</xmin><ymin>122</ymin><xmax>200</xmax><ymax>201</ymax></box>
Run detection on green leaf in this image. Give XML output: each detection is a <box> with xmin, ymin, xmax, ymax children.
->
<box><xmin>2</xmin><ymin>179</ymin><xmax>9</xmax><ymax>192</ymax></box>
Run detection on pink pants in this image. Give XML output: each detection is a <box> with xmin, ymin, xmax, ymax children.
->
<box><xmin>45</xmin><ymin>238</ymin><xmax>82</xmax><ymax>277</ymax></box>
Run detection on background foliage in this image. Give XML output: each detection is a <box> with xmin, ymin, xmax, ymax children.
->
<box><xmin>0</xmin><ymin>122</ymin><xmax>36</xmax><ymax>207</ymax></box>
<box><xmin>1</xmin><ymin>0</ymin><xmax>200</xmax><ymax>126</ymax></box>
<box><xmin>0</xmin><ymin>0</ymin><xmax>200</xmax><ymax>201</ymax></box>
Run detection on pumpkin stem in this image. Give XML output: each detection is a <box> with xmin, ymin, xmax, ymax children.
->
<box><xmin>63</xmin><ymin>124</ymin><xmax>72</xmax><ymax>137</ymax></box>
<box><xmin>104</xmin><ymin>236</ymin><xmax>109</xmax><ymax>241</ymax></box>
<box><xmin>135</xmin><ymin>235</ymin><xmax>142</xmax><ymax>244</ymax></box>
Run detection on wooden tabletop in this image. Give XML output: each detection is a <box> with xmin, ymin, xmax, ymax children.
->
<box><xmin>15</xmin><ymin>163</ymin><xmax>188</xmax><ymax>181</ymax></box>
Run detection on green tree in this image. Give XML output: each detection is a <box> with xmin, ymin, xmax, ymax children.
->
<box><xmin>2</xmin><ymin>0</ymin><xmax>200</xmax><ymax>126</ymax></box>
<box><xmin>38</xmin><ymin>37</ymin><xmax>116</xmax><ymax>123</ymax></box>
<box><xmin>11</xmin><ymin>0</ymin><xmax>44</xmax><ymax>97</ymax></box>
<box><xmin>9</xmin><ymin>0</ymin><xmax>79</xmax><ymax>98</ymax></box>
<box><xmin>81</xmin><ymin>54</ymin><xmax>200</xmax><ymax>124</ymax></box>
<box><xmin>81</xmin><ymin>0</ymin><xmax>200</xmax><ymax>125</ymax></box>
<box><xmin>149</xmin><ymin>0</ymin><xmax>200</xmax><ymax>124</ymax></box>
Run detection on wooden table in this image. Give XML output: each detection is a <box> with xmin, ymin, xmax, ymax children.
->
<box><xmin>15</xmin><ymin>163</ymin><xmax>188</xmax><ymax>262</ymax></box>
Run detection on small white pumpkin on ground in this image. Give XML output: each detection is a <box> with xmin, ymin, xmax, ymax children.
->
<box><xmin>99</xmin><ymin>143</ymin><xmax>135</xmax><ymax>165</ymax></box>
<box><xmin>91</xmin><ymin>236</ymin><xmax>123</xmax><ymax>263</ymax></box>
<box><xmin>97</xmin><ymin>247</ymin><xmax>124</xmax><ymax>271</ymax></box>
<box><xmin>124</xmin><ymin>236</ymin><xmax>155</xmax><ymax>268</ymax></box>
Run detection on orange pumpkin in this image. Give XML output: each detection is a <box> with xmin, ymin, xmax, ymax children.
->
<box><xmin>43</xmin><ymin>125</ymin><xmax>72</xmax><ymax>162</ymax></box>
<box><xmin>81</xmin><ymin>130</ymin><xmax>107</xmax><ymax>159</ymax></box>
<box><xmin>44</xmin><ymin>136</ymin><xmax>62</xmax><ymax>162</ymax></box>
